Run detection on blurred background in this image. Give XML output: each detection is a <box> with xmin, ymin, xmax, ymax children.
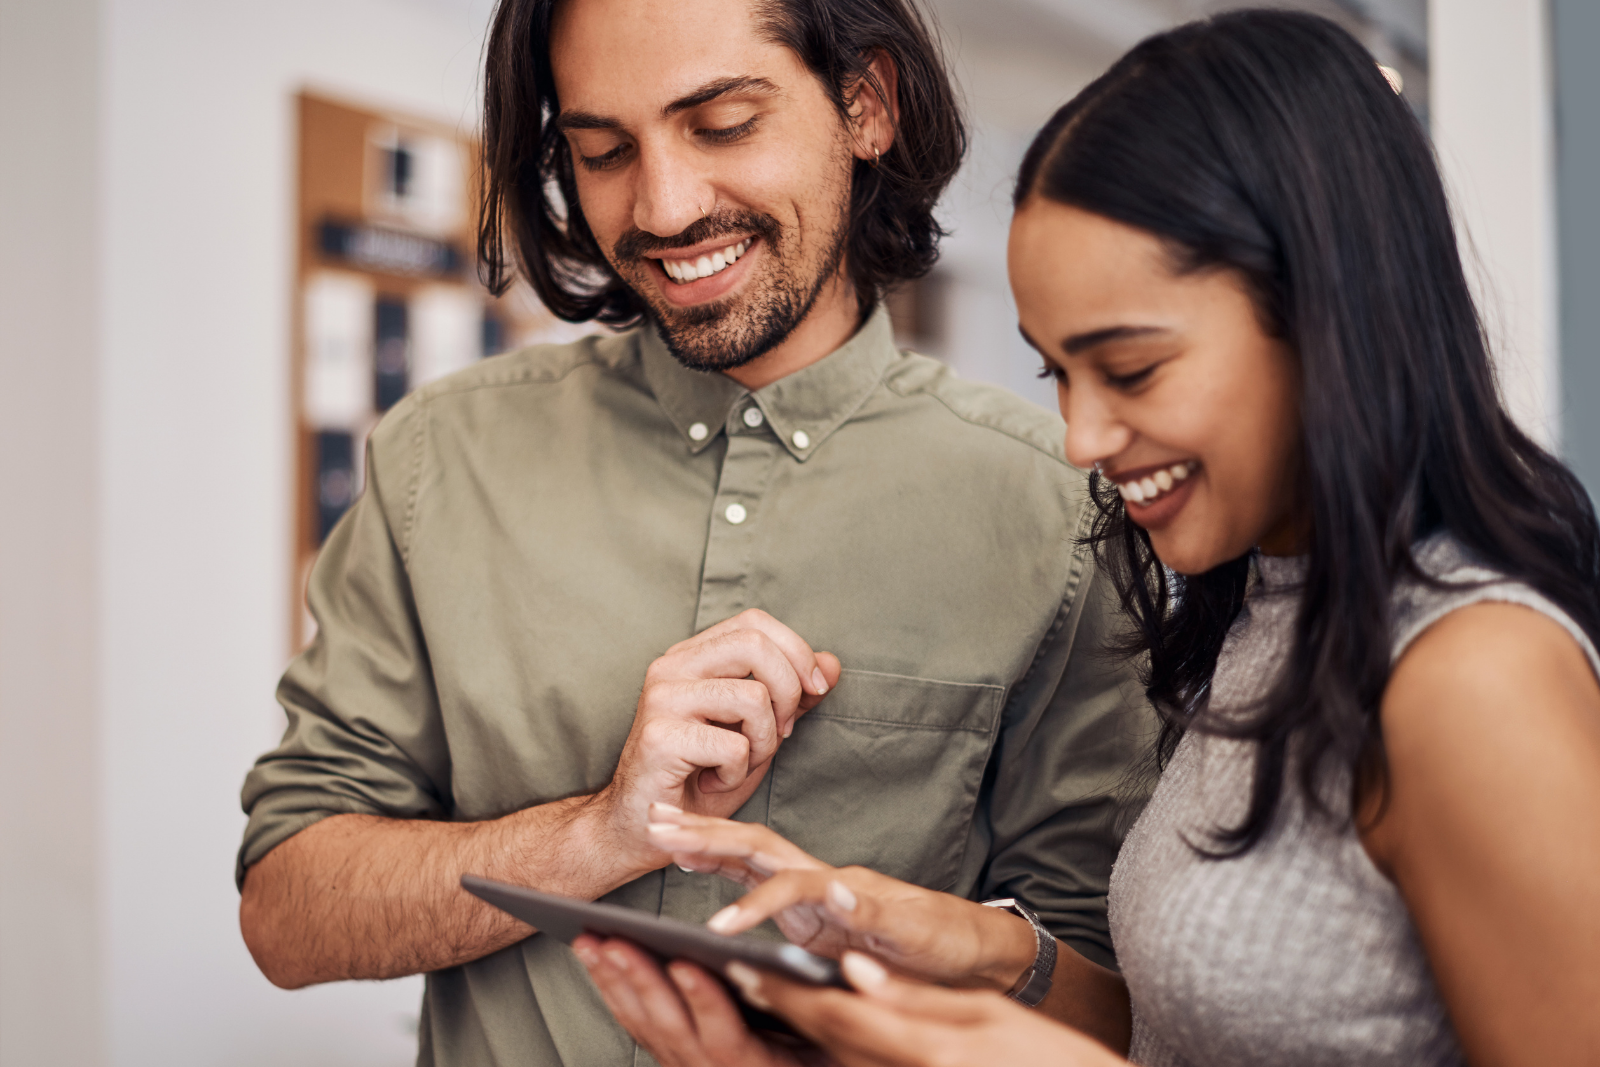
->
<box><xmin>0</xmin><ymin>0</ymin><xmax>1593</xmax><ymax>1063</ymax></box>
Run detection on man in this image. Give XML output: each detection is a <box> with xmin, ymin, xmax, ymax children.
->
<box><xmin>237</xmin><ymin>0</ymin><xmax>1149</xmax><ymax>1062</ymax></box>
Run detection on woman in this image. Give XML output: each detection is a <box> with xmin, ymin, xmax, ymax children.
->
<box><xmin>575</xmin><ymin>10</ymin><xmax>1600</xmax><ymax>1065</ymax></box>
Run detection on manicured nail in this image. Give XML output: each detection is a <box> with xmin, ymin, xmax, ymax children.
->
<box><xmin>726</xmin><ymin>962</ymin><xmax>772</xmax><ymax>1009</ymax></box>
<box><xmin>707</xmin><ymin>904</ymin><xmax>742</xmax><ymax>933</ymax></box>
<box><xmin>826</xmin><ymin>880</ymin><xmax>858</xmax><ymax>913</ymax></box>
<box><xmin>811</xmin><ymin>667</ymin><xmax>828</xmax><ymax>694</ymax></box>
<box><xmin>647</xmin><ymin>822</ymin><xmax>683</xmax><ymax>836</ymax></box>
<box><xmin>605</xmin><ymin>946</ymin><xmax>631</xmax><ymax>971</ymax></box>
<box><xmin>782</xmin><ymin>720</ymin><xmax>794</xmax><ymax>739</ymax></box>
<box><xmin>572</xmin><ymin>943</ymin><xmax>599</xmax><ymax>966</ymax></box>
<box><xmin>676</xmin><ymin>863</ymin><xmax>696</xmax><ymax>874</ymax></box>
<box><xmin>650</xmin><ymin>801</ymin><xmax>683</xmax><ymax>815</ymax></box>
<box><xmin>842</xmin><ymin>952</ymin><xmax>888</xmax><ymax>991</ymax></box>
<box><xmin>672</xmin><ymin>966</ymin><xmax>698</xmax><ymax>992</ymax></box>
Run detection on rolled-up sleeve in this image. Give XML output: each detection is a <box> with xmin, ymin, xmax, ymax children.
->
<box><xmin>237</xmin><ymin>400</ymin><xmax>450</xmax><ymax>888</ymax></box>
<box><xmin>978</xmin><ymin>532</ymin><xmax>1158</xmax><ymax>971</ymax></box>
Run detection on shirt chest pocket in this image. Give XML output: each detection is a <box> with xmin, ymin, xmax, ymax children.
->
<box><xmin>765</xmin><ymin>668</ymin><xmax>1006</xmax><ymax>892</ymax></box>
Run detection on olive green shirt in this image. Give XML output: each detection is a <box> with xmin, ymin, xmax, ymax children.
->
<box><xmin>239</xmin><ymin>307</ymin><xmax>1150</xmax><ymax>1067</ymax></box>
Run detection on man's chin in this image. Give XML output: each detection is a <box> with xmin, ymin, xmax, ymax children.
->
<box><xmin>647</xmin><ymin>295</ymin><xmax>805</xmax><ymax>374</ymax></box>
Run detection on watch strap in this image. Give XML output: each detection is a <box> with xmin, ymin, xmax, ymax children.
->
<box><xmin>980</xmin><ymin>897</ymin><xmax>1057</xmax><ymax>1008</ymax></box>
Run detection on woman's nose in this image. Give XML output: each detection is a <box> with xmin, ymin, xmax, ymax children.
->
<box><xmin>1062</xmin><ymin>386</ymin><xmax>1133</xmax><ymax>471</ymax></box>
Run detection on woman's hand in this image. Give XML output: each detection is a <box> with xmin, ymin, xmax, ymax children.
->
<box><xmin>573</xmin><ymin>934</ymin><xmax>832</xmax><ymax>1067</ymax></box>
<box><xmin>646</xmin><ymin>807</ymin><xmax>1036</xmax><ymax>991</ymax></box>
<box><xmin>730</xmin><ymin>951</ymin><xmax>1127</xmax><ymax>1067</ymax></box>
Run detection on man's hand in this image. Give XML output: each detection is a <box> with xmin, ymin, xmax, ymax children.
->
<box><xmin>588</xmin><ymin>609</ymin><xmax>842</xmax><ymax>874</ymax></box>
<box><xmin>574</xmin><ymin>934</ymin><xmax>831</xmax><ymax>1067</ymax></box>
<box><xmin>240</xmin><ymin>609</ymin><xmax>839</xmax><ymax>990</ymax></box>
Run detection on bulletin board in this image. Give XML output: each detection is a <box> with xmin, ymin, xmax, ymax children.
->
<box><xmin>291</xmin><ymin>91</ymin><xmax>567</xmax><ymax>651</ymax></box>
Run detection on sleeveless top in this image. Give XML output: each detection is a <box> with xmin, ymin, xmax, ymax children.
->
<box><xmin>1108</xmin><ymin>535</ymin><xmax>1600</xmax><ymax>1067</ymax></box>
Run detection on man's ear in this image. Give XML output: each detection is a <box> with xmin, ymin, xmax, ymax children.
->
<box><xmin>847</xmin><ymin>49</ymin><xmax>900</xmax><ymax>164</ymax></box>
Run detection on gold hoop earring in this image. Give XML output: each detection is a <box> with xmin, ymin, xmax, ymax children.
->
<box><xmin>871</xmin><ymin>145</ymin><xmax>881</xmax><ymax>168</ymax></box>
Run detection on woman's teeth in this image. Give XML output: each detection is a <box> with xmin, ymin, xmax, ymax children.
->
<box><xmin>663</xmin><ymin>240</ymin><xmax>749</xmax><ymax>283</ymax></box>
<box><xmin>1117</xmin><ymin>461</ymin><xmax>1197</xmax><ymax>506</ymax></box>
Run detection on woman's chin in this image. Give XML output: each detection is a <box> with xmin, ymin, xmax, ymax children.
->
<box><xmin>1146</xmin><ymin>529</ymin><xmax>1230</xmax><ymax>577</ymax></box>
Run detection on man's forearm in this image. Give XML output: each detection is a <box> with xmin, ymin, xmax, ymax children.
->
<box><xmin>240</xmin><ymin>793</ymin><xmax>652</xmax><ymax>988</ymax></box>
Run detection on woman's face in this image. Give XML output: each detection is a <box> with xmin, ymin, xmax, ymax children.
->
<box><xmin>1008</xmin><ymin>197</ymin><xmax>1303</xmax><ymax>575</ymax></box>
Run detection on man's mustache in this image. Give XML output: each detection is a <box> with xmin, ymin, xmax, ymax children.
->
<box><xmin>613</xmin><ymin>210</ymin><xmax>779</xmax><ymax>261</ymax></box>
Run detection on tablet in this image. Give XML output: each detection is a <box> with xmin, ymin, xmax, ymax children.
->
<box><xmin>460</xmin><ymin>874</ymin><xmax>845</xmax><ymax>989</ymax></box>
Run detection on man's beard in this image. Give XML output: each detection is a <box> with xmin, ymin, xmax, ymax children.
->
<box><xmin>610</xmin><ymin>206</ymin><xmax>850</xmax><ymax>373</ymax></box>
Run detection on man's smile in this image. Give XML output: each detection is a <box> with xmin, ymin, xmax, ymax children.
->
<box><xmin>644</xmin><ymin>234</ymin><xmax>764</xmax><ymax>307</ymax></box>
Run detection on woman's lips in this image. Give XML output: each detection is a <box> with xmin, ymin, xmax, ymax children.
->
<box><xmin>1110</xmin><ymin>460</ymin><xmax>1201</xmax><ymax>530</ymax></box>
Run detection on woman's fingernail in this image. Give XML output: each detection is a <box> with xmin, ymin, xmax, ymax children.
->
<box><xmin>676</xmin><ymin>863</ymin><xmax>696</xmax><ymax>874</ymax></box>
<box><xmin>672</xmin><ymin>965</ymin><xmax>698</xmax><ymax>992</ymax></box>
<box><xmin>826</xmin><ymin>880</ymin><xmax>858</xmax><ymax>913</ymax></box>
<box><xmin>647</xmin><ymin>822</ymin><xmax>682</xmax><ymax>835</ymax></box>
<box><xmin>650</xmin><ymin>801</ymin><xmax>683</xmax><ymax>815</ymax></box>
<box><xmin>811</xmin><ymin>667</ymin><xmax>828</xmax><ymax>694</ymax></box>
<box><xmin>573</xmin><ymin>943</ymin><xmax>599</xmax><ymax>966</ymax></box>
<box><xmin>726</xmin><ymin>962</ymin><xmax>772</xmax><ymax>1009</ymax></box>
<box><xmin>707</xmin><ymin>905</ymin><xmax>742</xmax><ymax>933</ymax></box>
<box><xmin>605</xmin><ymin>946</ymin><xmax>631</xmax><ymax>971</ymax></box>
<box><xmin>782</xmin><ymin>720</ymin><xmax>794</xmax><ymax>739</ymax></box>
<box><xmin>842</xmin><ymin>952</ymin><xmax>888</xmax><ymax>991</ymax></box>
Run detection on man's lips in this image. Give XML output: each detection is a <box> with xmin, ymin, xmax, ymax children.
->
<box><xmin>646</xmin><ymin>236</ymin><xmax>762</xmax><ymax>307</ymax></box>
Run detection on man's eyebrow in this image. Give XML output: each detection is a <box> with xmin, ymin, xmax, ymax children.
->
<box><xmin>555</xmin><ymin>76</ymin><xmax>782</xmax><ymax>133</ymax></box>
<box><xmin>554</xmin><ymin>110</ymin><xmax>619</xmax><ymax>132</ymax></box>
<box><xmin>664</xmin><ymin>75</ymin><xmax>782</xmax><ymax>116</ymax></box>
<box><xmin>1061</xmin><ymin>325</ymin><xmax>1168</xmax><ymax>355</ymax></box>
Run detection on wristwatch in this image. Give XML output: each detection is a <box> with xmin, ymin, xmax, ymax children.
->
<box><xmin>981</xmin><ymin>898</ymin><xmax>1058</xmax><ymax>1008</ymax></box>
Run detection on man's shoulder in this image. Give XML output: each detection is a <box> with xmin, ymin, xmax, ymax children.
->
<box><xmin>881</xmin><ymin>350</ymin><xmax>1079</xmax><ymax>471</ymax></box>
<box><xmin>369</xmin><ymin>328</ymin><xmax>641</xmax><ymax>447</ymax></box>
<box><xmin>421</xmin><ymin>328</ymin><xmax>640</xmax><ymax>400</ymax></box>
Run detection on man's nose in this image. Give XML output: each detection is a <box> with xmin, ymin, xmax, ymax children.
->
<box><xmin>632</xmin><ymin>142</ymin><xmax>713</xmax><ymax>238</ymax></box>
<box><xmin>1063</xmin><ymin>386</ymin><xmax>1134</xmax><ymax>471</ymax></box>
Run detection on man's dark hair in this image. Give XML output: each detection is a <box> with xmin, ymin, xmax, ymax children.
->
<box><xmin>1018</xmin><ymin>10</ymin><xmax>1600</xmax><ymax>856</ymax></box>
<box><xmin>478</xmin><ymin>0</ymin><xmax>966</xmax><ymax>326</ymax></box>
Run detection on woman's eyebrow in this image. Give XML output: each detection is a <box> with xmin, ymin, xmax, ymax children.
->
<box><xmin>1062</xmin><ymin>325</ymin><xmax>1168</xmax><ymax>355</ymax></box>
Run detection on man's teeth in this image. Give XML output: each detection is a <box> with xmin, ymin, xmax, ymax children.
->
<box><xmin>1117</xmin><ymin>461</ymin><xmax>1197</xmax><ymax>505</ymax></box>
<box><xmin>663</xmin><ymin>240</ymin><xmax>749</xmax><ymax>283</ymax></box>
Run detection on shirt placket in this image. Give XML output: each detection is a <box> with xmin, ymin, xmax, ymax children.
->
<box><xmin>661</xmin><ymin>396</ymin><xmax>783</xmax><ymax>925</ymax></box>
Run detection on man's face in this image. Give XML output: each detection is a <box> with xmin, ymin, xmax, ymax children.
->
<box><xmin>550</xmin><ymin>0</ymin><xmax>857</xmax><ymax>371</ymax></box>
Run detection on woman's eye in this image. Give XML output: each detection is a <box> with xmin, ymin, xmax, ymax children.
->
<box><xmin>579</xmin><ymin>144</ymin><xmax>632</xmax><ymax>172</ymax></box>
<box><xmin>1036</xmin><ymin>362</ymin><xmax>1067</xmax><ymax>383</ymax></box>
<box><xmin>699</xmin><ymin>116</ymin><xmax>760</xmax><ymax>144</ymax></box>
<box><xmin>1106</xmin><ymin>365</ymin><xmax>1156</xmax><ymax>390</ymax></box>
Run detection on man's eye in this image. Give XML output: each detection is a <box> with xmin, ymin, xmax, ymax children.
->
<box><xmin>579</xmin><ymin>144</ymin><xmax>632</xmax><ymax>172</ymax></box>
<box><xmin>699</xmin><ymin>116</ymin><xmax>759</xmax><ymax>144</ymax></box>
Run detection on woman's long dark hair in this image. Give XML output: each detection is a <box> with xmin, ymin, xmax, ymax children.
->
<box><xmin>1017</xmin><ymin>10</ymin><xmax>1600</xmax><ymax>854</ymax></box>
<box><xmin>479</xmin><ymin>0</ymin><xmax>966</xmax><ymax>326</ymax></box>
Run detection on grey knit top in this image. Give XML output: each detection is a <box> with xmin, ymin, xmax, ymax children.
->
<box><xmin>1108</xmin><ymin>535</ymin><xmax>1600</xmax><ymax>1067</ymax></box>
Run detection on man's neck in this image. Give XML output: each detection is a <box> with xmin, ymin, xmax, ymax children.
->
<box><xmin>721</xmin><ymin>272</ymin><xmax>862</xmax><ymax>392</ymax></box>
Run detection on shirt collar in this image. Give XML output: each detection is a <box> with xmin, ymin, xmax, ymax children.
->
<box><xmin>640</xmin><ymin>305</ymin><xmax>900</xmax><ymax>461</ymax></box>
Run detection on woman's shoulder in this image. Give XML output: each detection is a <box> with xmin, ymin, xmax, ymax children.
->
<box><xmin>1390</xmin><ymin>533</ymin><xmax>1600</xmax><ymax>678</ymax></box>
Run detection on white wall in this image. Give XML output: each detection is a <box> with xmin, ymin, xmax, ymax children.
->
<box><xmin>95</xmin><ymin>1</ymin><xmax>492</xmax><ymax>1063</ymax></box>
<box><xmin>1429</xmin><ymin>0</ymin><xmax>1560</xmax><ymax>448</ymax></box>
<box><xmin>0</xmin><ymin>0</ymin><xmax>107</xmax><ymax>1063</ymax></box>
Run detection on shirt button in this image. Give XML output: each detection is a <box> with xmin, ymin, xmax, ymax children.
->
<box><xmin>792</xmin><ymin>430</ymin><xmax>811</xmax><ymax>449</ymax></box>
<box><xmin>688</xmin><ymin>422</ymin><xmax>709</xmax><ymax>442</ymax></box>
<box><xmin>724</xmin><ymin>503</ymin><xmax>748</xmax><ymax>525</ymax></box>
<box><xmin>742</xmin><ymin>407</ymin><xmax>765</xmax><ymax>428</ymax></box>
